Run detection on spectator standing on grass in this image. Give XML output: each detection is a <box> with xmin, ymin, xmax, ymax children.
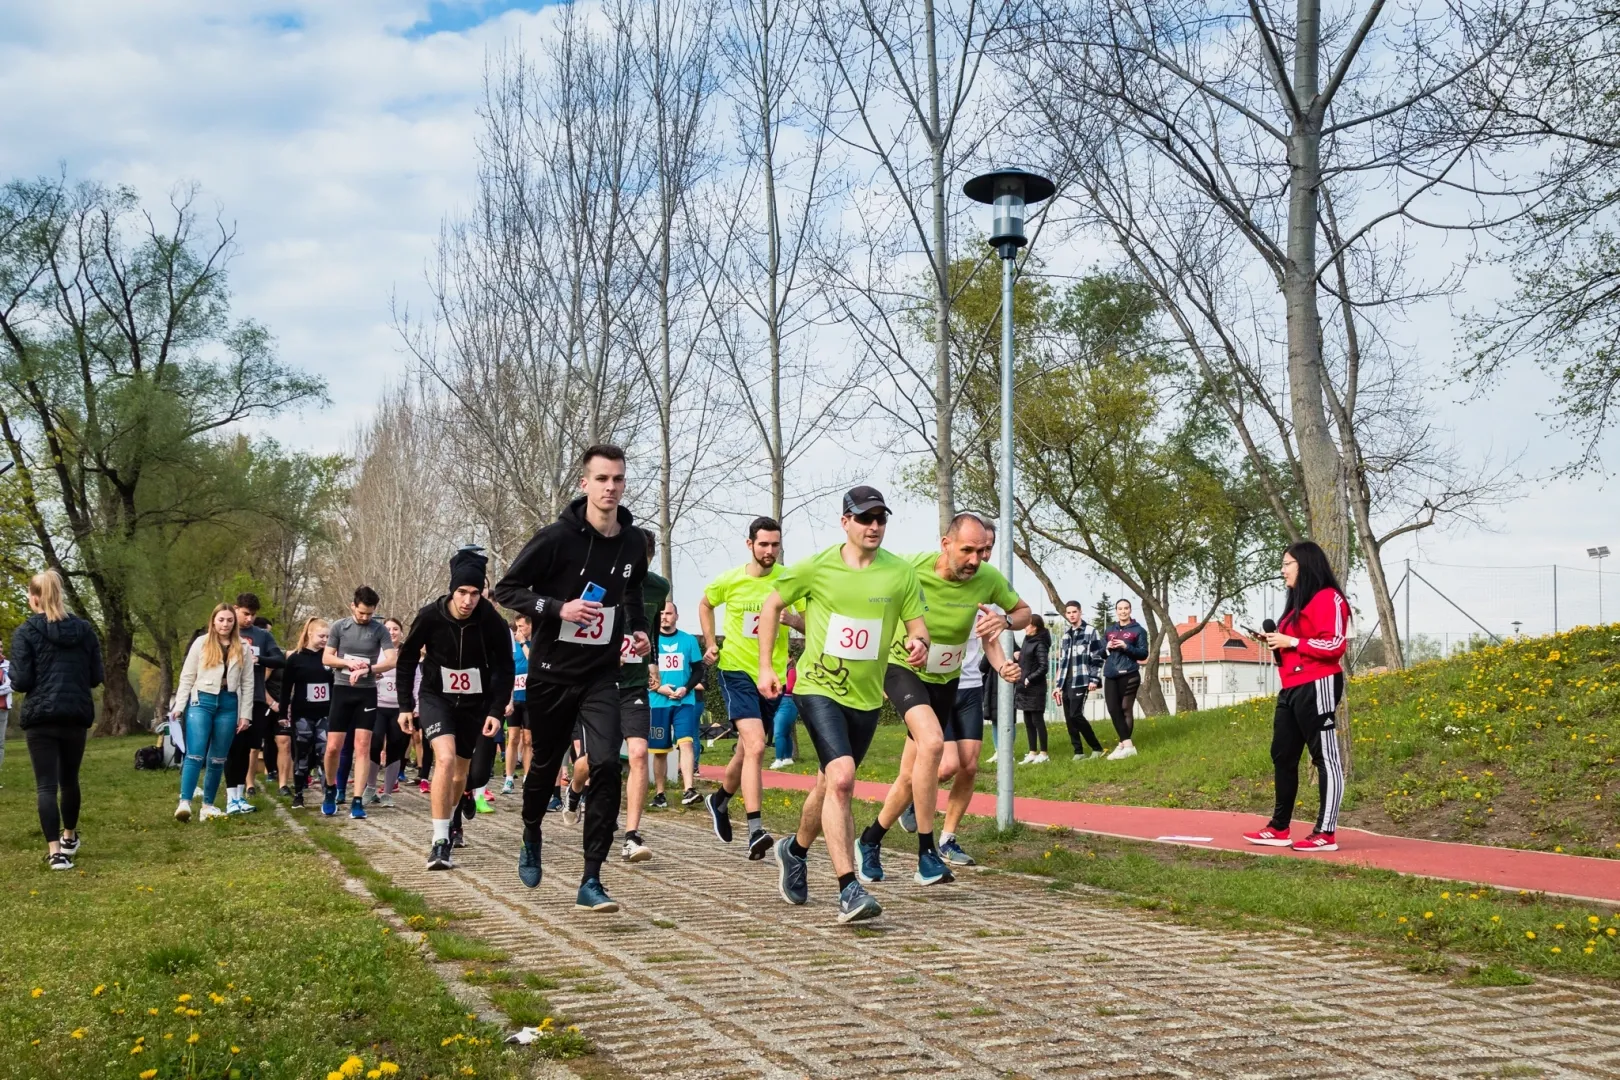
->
<box><xmin>0</xmin><ymin>642</ymin><xmax>12</xmax><ymax>788</ymax></box>
<box><xmin>1016</xmin><ymin>614</ymin><xmax>1052</xmax><ymax>765</ymax></box>
<box><xmin>1244</xmin><ymin>540</ymin><xmax>1351</xmax><ymax>853</ymax></box>
<box><xmin>12</xmin><ymin>569</ymin><xmax>104</xmax><ymax>869</ymax></box>
<box><xmin>171</xmin><ymin>603</ymin><xmax>254</xmax><ymax>823</ymax></box>
<box><xmin>1101</xmin><ymin>598</ymin><xmax>1149</xmax><ymax>760</ymax></box>
<box><xmin>1053</xmin><ymin>600</ymin><xmax>1106</xmax><ymax>759</ymax></box>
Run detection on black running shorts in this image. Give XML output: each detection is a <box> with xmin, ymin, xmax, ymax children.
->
<box><xmin>328</xmin><ymin>685</ymin><xmax>376</xmax><ymax>736</ymax></box>
<box><xmin>795</xmin><ymin>692</ymin><xmax>881</xmax><ymax>768</ymax></box>
<box><xmin>250</xmin><ymin>700</ymin><xmax>276</xmax><ymax>749</ymax></box>
<box><xmin>619</xmin><ymin>685</ymin><xmax>651</xmax><ymax>742</ymax></box>
<box><xmin>884</xmin><ymin>664</ymin><xmax>963</xmax><ymax>740</ymax></box>
<box><xmin>418</xmin><ymin>690</ymin><xmax>487</xmax><ymax>760</ymax></box>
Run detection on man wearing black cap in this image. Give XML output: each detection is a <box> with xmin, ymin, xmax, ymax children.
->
<box><xmin>756</xmin><ymin>486</ymin><xmax>928</xmax><ymax>924</ymax></box>
<box><xmin>493</xmin><ymin>444</ymin><xmax>651</xmax><ymax>913</ymax></box>
<box><xmin>396</xmin><ymin>546</ymin><xmax>516</xmax><ymax>871</ymax></box>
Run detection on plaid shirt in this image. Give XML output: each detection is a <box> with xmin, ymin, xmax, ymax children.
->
<box><xmin>1055</xmin><ymin>624</ymin><xmax>1105</xmax><ymax>692</ymax></box>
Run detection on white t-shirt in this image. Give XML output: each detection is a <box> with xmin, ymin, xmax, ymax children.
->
<box><xmin>957</xmin><ymin>604</ymin><xmax>1003</xmax><ymax>691</ymax></box>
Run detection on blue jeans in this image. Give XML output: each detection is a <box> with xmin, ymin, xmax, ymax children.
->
<box><xmin>180</xmin><ymin>692</ymin><xmax>240</xmax><ymax>804</ymax></box>
<box><xmin>772</xmin><ymin>693</ymin><xmax>799</xmax><ymax>760</ymax></box>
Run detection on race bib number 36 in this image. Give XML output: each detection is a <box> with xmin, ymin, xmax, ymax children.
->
<box><xmin>442</xmin><ymin>667</ymin><xmax>483</xmax><ymax>695</ymax></box>
<box><xmin>659</xmin><ymin>652</ymin><xmax>685</xmax><ymax>672</ymax></box>
<box><xmin>824</xmin><ymin>613</ymin><xmax>883</xmax><ymax>661</ymax></box>
<box><xmin>925</xmin><ymin>640</ymin><xmax>967</xmax><ymax>675</ymax></box>
<box><xmin>559</xmin><ymin>606</ymin><xmax>615</xmax><ymax>645</ymax></box>
<box><xmin>306</xmin><ymin>683</ymin><xmax>329</xmax><ymax>703</ymax></box>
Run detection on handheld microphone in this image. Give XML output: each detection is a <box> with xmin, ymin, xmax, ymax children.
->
<box><xmin>1262</xmin><ymin>618</ymin><xmax>1276</xmax><ymax>634</ymax></box>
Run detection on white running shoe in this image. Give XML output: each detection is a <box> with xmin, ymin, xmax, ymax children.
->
<box><xmin>200</xmin><ymin>804</ymin><xmax>227</xmax><ymax>821</ymax></box>
<box><xmin>767</xmin><ymin>758</ymin><xmax>786</xmax><ymax>770</ymax></box>
<box><xmin>377</xmin><ymin>793</ymin><xmax>395</xmax><ymax>808</ymax></box>
<box><xmin>986</xmin><ymin>751</ymin><xmax>998</xmax><ymax>765</ymax></box>
<box><xmin>1033</xmin><ymin>752</ymin><xmax>1049</xmax><ymax>764</ymax></box>
<box><xmin>174</xmin><ymin>800</ymin><xmax>192</xmax><ymax>822</ymax></box>
<box><xmin>1107</xmin><ymin>742</ymin><xmax>1137</xmax><ymax>760</ymax></box>
<box><xmin>621</xmin><ymin>835</ymin><xmax>651</xmax><ymax>862</ymax></box>
<box><xmin>1019</xmin><ymin>751</ymin><xmax>1037</xmax><ymax>765</ymax></box>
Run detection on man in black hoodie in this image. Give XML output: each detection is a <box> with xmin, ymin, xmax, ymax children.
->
<box><xmin>397</xmin><ymin>546</ymin><xmax>516</xmax><ymax>871</ymax></box>
<box><xmin>494</xmin><ymin>444</ymin><xmax>650</xmax><ymax>913</ymax></box>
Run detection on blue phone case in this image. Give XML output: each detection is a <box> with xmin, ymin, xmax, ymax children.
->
<box><xmin>582</xmin><ymin>582</ymin><xmax>607</xmax><ymax>604</ymax></box>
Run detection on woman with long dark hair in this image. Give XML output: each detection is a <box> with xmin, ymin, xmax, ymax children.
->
<box><xmin>1102</xmin><ymin>598</ymin><xmax>1150</xmax><ymax>759</ymax></box>
<box><xmin>1245</xmin><ymin>541</ymin><xmax>1351</xmax><ymax>852</ymax></box>
<box><xmin>1015</xmin><ymin>614</ymin><xmax>1052</xmax><ymax>765</ymax></box>
<box><xmin>12</xmin><ymin>569</ymin><xmax>104</xmax><ymax>869</ymax></box>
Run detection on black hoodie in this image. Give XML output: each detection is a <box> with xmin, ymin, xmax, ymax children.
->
<box><xmin>10</xmin><ymin>612</ymin><xmax>104</xmax><ymax>728</ymax></box>
<box><xmin>492</xmin><ymin>496</ymin><xmax>649</xmax><ymax>685</ymax></box>
<box><xmin>395</xmin><ymin>594</ymin><xmax>516</xmax><ymax>713</ymax></box>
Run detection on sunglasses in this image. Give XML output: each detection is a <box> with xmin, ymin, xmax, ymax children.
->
<box><xmin>853</xmin><ymin>511</ymin><xmax>889</xmax><ymax>525</ymax></box>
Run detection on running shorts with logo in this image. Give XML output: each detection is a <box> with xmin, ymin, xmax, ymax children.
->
<box><xmin>418</xmin><ymin>690</ymin><xmax>488</xmax><ymax>759</ymax></box>
<box><xmin>619</xmin><ymin>685</ymin><xmax>651</xmax><ymax>742</ymax></box>
<box><xmin>327</xmin><ymin>684</ymin><xmax>376</xmax><ymax>737</ymax></box>
<box><xmin>883</xmin><ymin>664</ymin><xmax>962</xmax><ymax>741</ymax></box>
<box><xmin>795</xmin><ymin>692</ymin><xmax>881</xmax><ymax>767</ymax></box>
<box><xmin>718</xmin><ymin>668</ymin><xmax>778</xmax><ymax>725</ymax></box>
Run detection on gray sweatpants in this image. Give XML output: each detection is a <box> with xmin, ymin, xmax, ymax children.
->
<box><xmin>0</xmin><ymin>708</ymin><xmax>9</xmax><ymax>773</ymax></box>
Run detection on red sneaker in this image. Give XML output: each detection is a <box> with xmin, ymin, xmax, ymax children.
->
<box><xmin>1242</xmin><ymin>826</ymin><xmax>1291</xmax><ymax>847</ymax></box>
<box><xmin>418</xmin><ymin>779</ymin><xmax>431</xmax><ymax>794</ymax></box>
<box><xmin>1292</xmin><ymin>832</ymin><xmax>1338</xmax><ymax>852</ymax></box>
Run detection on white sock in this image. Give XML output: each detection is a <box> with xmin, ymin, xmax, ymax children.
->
<box><xmin>476</xmin><ymin>786</ymin><xmax>488</xmax><ymax>798</ymax></box>
<box><xmin>227</xmin><ymin>786</ymin><xmax>241</xmax><ymax>801</ymax></box>
<box><xmin>432</xmin><ymin>818</ymin><xmax>451</xmax><ymax>843</ymax></box>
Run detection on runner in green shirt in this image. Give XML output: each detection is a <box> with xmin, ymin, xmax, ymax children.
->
<box><xmin>698</xmin><ymin>516</ymin><xmax>804</xmax><ymax>860</ymax></box>
<box><xmin>758</xmin><ymin>486</ymin><xmax>928</xmax><ymax>924</ymax></box>
<box><xmin>858</xmin><ymin>512</ymin><xmax>1030</xmax><ymax>887</ymax></box>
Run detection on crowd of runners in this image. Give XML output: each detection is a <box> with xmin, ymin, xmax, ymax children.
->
<box><xmin>8</xmin><ymin>443</ymin><xmax>1352</xmax><ymax>919</ymax></box>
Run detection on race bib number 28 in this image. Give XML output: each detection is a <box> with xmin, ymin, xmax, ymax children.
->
<box><xmin>441</xmin><ymin>667</ymin><xmax>483</xmax><ymax>695</ymax></box>
<box><xmin>560</xmin><ymin>606</ymin><xmax>615</xmax><ymax>645</ymax></box>
<box><xmin>824</xmin><ymin>613</ymin><xmax>883</xmax><ymax>661</ymax></box>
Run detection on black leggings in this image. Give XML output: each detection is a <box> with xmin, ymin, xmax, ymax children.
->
<box><xmin>369</xmin><ymin>707</ymin><xmax>409</xmax><ymax>766</ymax></box>
<box><xmin>1022</xmin><ymin>709</ymin><xmax>1048</xmax><ymax>753</ymax></box>
<box><xmin>467</xmin><ymin>731</ymin><xmax>498</xmax><ymax>792</ymax></box>
<box><xmin>1061</xmin><ymin>689</ymin><xmax>1103</xmax><ymax>753</ymax></box>
<box><xmin>25</xmin><ymin>724</ymin><xmax>87</xmax><ymax>841</ymax></box>
<box><xmin>1104</xmin><ymin>673</ymin><xmax>1140</xmax><ymax>742</ymax></box>
<box><xmin>292</xmin><ymin>715</ymin><xmax>325</xmax><ymax>794</ymax></box>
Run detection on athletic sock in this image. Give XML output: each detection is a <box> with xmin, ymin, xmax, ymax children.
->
<box><xmin>746</xmin><ymin>811</ymin><xmax>763</xmax><ymax>836</ymax></box>
<box><xmin>787</xmin><ymin>837</ymin><xmax>809</xmax><ymax>859</ymax></box>
<box><xmin>583</xmin><ymin>858</ymin><xmax>604</xmax><ymax>883</ymax></box>
<box><xmin>432</xmin><ymin>818</ymin><xmax>451</xmax><ymax>843</ymax></box>
<box><xmin>861</xmin><ymin>820</ymin><xmax>888</xmax><ymax>847</ymax></box>
<box><xmin>625</xmin><ymin>830</ymin><xmax>642</xmax><ymax>844</ymax></box>
<box><xmin>837</xmin><ymin>872</ymin><xmax>857</xmax><ymax>891</ymax></box>
<box><xmin>941</xmin><ymin>831</ymin><xmax>955</xmax><ymax>845</ymax></box>
<box><xmin>918</xmin><ymin>831</ymin><xmax>937</xmax><ymax>854</ymax></box>
<box><xmin>716</xmin><ymin>786</ymin><xmax>734</xmax><ymax>807</ymax></box>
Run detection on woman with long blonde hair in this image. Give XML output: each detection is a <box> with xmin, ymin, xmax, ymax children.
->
<box><xmin>11</xmin><ymin>568</ymin><xmax>103</xmax><ymax>870</ymax></box>
<box><xmin>170</xmin><ymin>603</ymin><xmax>254</xmax><ymax>821</ymax></box>
<box><xmin>282</xmin><ymin>616</ymin><xmax>334</xmax><ymax>808</ymax></box>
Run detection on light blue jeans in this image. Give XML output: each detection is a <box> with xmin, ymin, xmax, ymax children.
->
<box><xmin>772</xmin><ymin>693</ymin><xmax>799</xmax><ymax>761</ymax></box>
<box><xmin>180</xmin><ymin>692</ymin><xmax>239</xmax><ymax>805</ymax></box>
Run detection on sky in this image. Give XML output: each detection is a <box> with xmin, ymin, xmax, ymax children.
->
<box><xmin>0</xmin><ymin>0</ymin><xmax>1613</xmax><ymax>642</ymax></box>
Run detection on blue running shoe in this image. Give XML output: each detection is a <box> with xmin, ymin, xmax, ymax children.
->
<box><xmin>837</xmin><ymin>880</ymin><xmax>883</xmax><ymax>924</ymax></box>
<box><xmin>915</xmin><ymin>846</ymin><xmax>954</xmax><ymax>886</ymax></box>
<box><xmin>939</xmin><ymin>835</ymin><xmax>976</xmax><ymax>866</ymax></box>
<box><xmin>350</xmin><ymin>797</ymin><xmax>367</xmax><ymax>820</ymax></box>
<box><xmin>518</xmin><ymin>834</ymin><xmax>542</xmax><ymax>888</ymax></box>
<box><xmin>774</xmin><ymin>836</ymin><xmax>808</xmax><ymax>905</ymax></box>
<box><xmin>857</xmin><ymin>837</ymin><xmax>885</xmax><ymax>884</ymax></box>
<box><xmin>898</xmin><ymin>802</ymin><xmax>917</xmax><ymax>833</ymax></box>
<box><xmin>321</xmin><ymin>788</ymin><xmax>337</xmax><ymax>817</ymax></box>
<box><xmin>575</xmin><ymin>877</ymin><xmax>619</xmax><ymax>912</ymax></box>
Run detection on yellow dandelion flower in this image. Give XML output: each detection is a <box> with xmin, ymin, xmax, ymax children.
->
<box><xmin>92</xmin><ymin>985</ymin><xmax>106</xmax><ymax>997</ymax></box>
<box><xmin>1609</xmin><ymin>928</ymin><xmax>1617</xmax><ymax>936</ymax></box>
<box><xmin>1586</xmin><ymin>947</ymin><xmax>1596</xmax><ymax>954</ymax></box>
<box><xmin>461</xmin><ymin>1069</ymin><xmax>476</xmax><ymax>1077</ymax></box>
<box><xmin>1397</xmin><ymin>916</ymin><xmax>1408</xmax><ymax>924</ymax></box>
<box><xmin>1555</xmin><ymin>923</ymin><xmax>1566</xmax><ymax>930</ymax></box>
<box><xmin>147</xmin><ymin>1008</ymin><xmax>159</xmax><ymax>1016</ymax></box>
<box><xmin>328</xmin><ymin>1072</ymin><xmax>345</xmax><ymax>1080</ymax></box>
<box><xmin>1526</xmin><ymin>931</ymin><xmax>1537</xmax><ymax>939</ymax></box>
<box><xmin>164</xmin><ymin>1032</ymin><xmax>174</xmax><ymax>1040</ymax></box>
<box><xmin>231</xmin><ymin>1046</ymin><xmax>241</xmax><ymax>1054</ymax></box>
<box><xmin>1440</xmin><ymin>892</ymin><xmax>1450</xmax><ymax>900</ymax></box>
<box><xmin>130</xmin><ymin>1045</ymin><xmax>144</xmax><ymax>1055</ymax></box>
<box><xmin>1491</xmin><ymin>915</ymin><xmax>1501</xmax><ymax>923</ymax></box>
<box><xmin>141</xmin><ymin>1071</ymin><xmax>158</xmax><ymax>1080</ymax></box>
<box><xmin>378</xmin><ymin>1065</ymin><xmax>399</xmax><ymax>1076</ymax></box>
<box><xmin>1552</xmin><ymin>946</ymin><xmax>1562</xmax><ymax>954</ymax></box>
<box><xmin>30</xmin><ymin>988</ymin><xmax>43</xmax><ymax>998</ymax></box>
<box><xmin>341</xmin><ymin>1055</ymin><xmax>366</xmax><ymax>1077</ymax></box>
<box><xmin>369</xmin><ymin>1072</ymin><xmax>382</xmax><ymax>1080</ymax></box>
<box><xmin>209</xmin><ymin>993</ymin><xmax>225</xmax><ymax>1005</ymax></box>
<box><xmin>1423</xmin><ymin>912</ymin><xmax>1434</xmax><ymax>919</ymax></box>
<box><xmin>1590</xmin><ymin>916</ymin><xmax>1601</xmax><ymax>925</ymax></box>
<box><xmin>70</xmin><ymin>1029</ymin><xmax>85</xmax><ymax>1039</ymax></box>
<box><xmin>187</xmin><ymin>1033</ymin><xmax>200</xmax><ymax>1045</ymax></box>
<box><xmin>177</xmin><ymin>994</ymin><xmax>191</xmax><ymax>1003</ymax></box>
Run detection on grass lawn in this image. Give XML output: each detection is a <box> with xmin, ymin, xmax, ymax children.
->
<box><xmin>765</xmin><ymin>625</ymin><xmax>1620</xmax><ymax>855</ymax></box>
<box><xmin>0</xmin><ymin>734</ymin><xmax>567</xmax><ymax>1080</ymax></box>
<box><xmin>751</xmin><ymin>790</ymin><xmax>1620</xmax><ymax>983</ymax></box>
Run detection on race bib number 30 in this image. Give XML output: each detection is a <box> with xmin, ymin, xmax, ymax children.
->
<box><xmin>306</xmin><ymin>683</ymin><xmax>329</xmax><ymax>703</ymax></box>
<box><xmin>925</xmin><ymin>640</ymin><xmax>967</xmax><ymax>675</ymax></box>
<box><xmin>559</xmin><ymin>606</ymin><xmax>615</xmax><ymax>645</ymax></box>
<box><xmin>824</xmin><ymin>614</ymin><xmax>883</xmax><ymax>661</ymax></box>
<box><xmin>442</xmin><ymin>667</ymin><xmax>483</xmax><ymax>695</ymax></box>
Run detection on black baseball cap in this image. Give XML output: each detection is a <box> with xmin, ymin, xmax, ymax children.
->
<box><xmin>842</xmin><ymin>486</ymin><xmax>890</xmax><ymax>516</ymax></box>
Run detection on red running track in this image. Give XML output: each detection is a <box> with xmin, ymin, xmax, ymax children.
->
<box><xmin>698</xmin><ymin>764</ymin><xmax>1620</xmax><ymax>905</ymax></box>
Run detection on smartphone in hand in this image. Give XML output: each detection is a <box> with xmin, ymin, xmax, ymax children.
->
<box><xmin>582</xmin><ymin>582</ymin><xmax>607</xmax><ymax>604</ymax></box>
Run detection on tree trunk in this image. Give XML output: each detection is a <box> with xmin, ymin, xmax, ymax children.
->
<box><xmin>1348</xmin><ymin>479</ymin><xmax>1404</xmax><ymax>670</ymax></box>
<box><xmin>925</xmin><ymin>0</ymin><xmax>953</xmax><ymax>534</ymax></box>
<box><xmin>93</xmin><ymin>611</ymin><xmax>141</xmax><ymax>736</ymax></box>
<box><xmin>1135</xmin><ymin>610</ymin><xmax>1170</xmax><ymax>716</ymax></box>
<box><xmin>1164</xmin><ymin>624</ymin><xmax>1199</xmax><ymax>713</ymax></box>
<box><xmin>1012</xmin><ymin>539</ymin><xmax>1064</xmax><ymax>611</ymax></box>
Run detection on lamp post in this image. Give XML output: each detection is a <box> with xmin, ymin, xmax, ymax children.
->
<box><xmin>1590</xmin><ymin>546</ymin><xmax>1611</xmax><ymax>624</ymax></box>
<box><xmin>964</xmin><ymin>167</ymin><xmax>1055</xmax><ymax>830</ymax></box>
<box><xmin>1511</xmin><ymin>620</ymin><xmax>1522</xmax><ymax>640</ymax></box>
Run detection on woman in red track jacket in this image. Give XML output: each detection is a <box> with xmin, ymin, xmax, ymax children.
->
<box><xmin>1245</xmin><ymin>541</ymin><xmax>1351</xmax><ymax>852</ymax></box>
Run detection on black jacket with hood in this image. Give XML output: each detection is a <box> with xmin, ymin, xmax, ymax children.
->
<box><xmin>395</xmin><ymin>594</ymin><xmax>516</xmax><ymax>713</ymax></box>
<box><xmin>10</xmin><ymin>612</ymin><xmax>104</xmax><ymax>728</ymax></box>
<box><xmin>493</xmin><ymin>496</ymin><xmax>649</xmax><ymax>686</ymax></box>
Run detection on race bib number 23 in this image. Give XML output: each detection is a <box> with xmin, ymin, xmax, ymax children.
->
<box><xmin>824</xmin><ymin>613</ymin><xmax>883</xmax><ymax>661</ymax></box>
<box><xmin>560</xmin><ymin>606</ymin><xmax>615</xmax><ymax>646</ymax></box>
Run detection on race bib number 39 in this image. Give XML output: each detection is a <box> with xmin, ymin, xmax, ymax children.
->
<box><xmin>306</xmin><ymin>683</ymin><xmax>329</xmax><ymax>703</ymax></box>
<box><xmin>559</xmin><ymin>606</ymin><xmax>615</xmax><ymax>645</ymax></box>
<box><xmin>442</xmin><ymin>667</ymin><xmax>483</xmax><ymax>695</ymax></box>
<box><xmin>925</xmin><ymin>640</ymin><xmax>967</xmax><ymax>675</ymax></box>
<box><xmin>824</xmin><ymin>614</ymin><xmax>883</xmax><ymax>661</ymax></box>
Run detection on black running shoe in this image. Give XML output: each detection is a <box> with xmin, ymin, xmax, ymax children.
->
<box><xmin>427</xmin><ymin>840</ymin><xmax>454</xmax><ymax>870</ymax></box>
<box><xmin>650</xmin><ymin>792</ymin><xmax>668</xmax><ymax>810</ymax></box>
<box><xmin>748</xmin><ymin>829</ymin><xmax>773</xmax><ymax>861</ymax></box>
<box><xmin>278</xmin><ymin>785</ymin><xmax>292</xmax><ymax>798</ymax></box>
<box><xmin>706</xmin><ymin>791</ymin><xmax>733</xmax><ymax>843</ymax></box>
<box><xmin>291</xmin><ymin>790</ymin><xmax>306</xmax><ymax>810</ymax></box>
<box><xmin>458</xmin><ymin>792</ymin><xmax>477</xmax><ymax>822</ymax></box>
<box><xmin>518</xmin><ymin>833</ymin><xmax>542</xmax><ymax>888</ymax></box>
<box><xmin>58</xmin><ymin>832</ymin><xmax>81</xmax><ymax>857</ymax></box>
<box><xmin>449</xmin><ymin>817</ymin><xmax>466</xmax><ymax>849</ymax></box>
<box><xmin>681</xmin><ymin>787</ymin><xmax>702</xmax><ymax>806</ymax></box>
<box><xmin>48</xmin><ymin>852</ymin><xmax>73</xmax><ymax>871</ymax></box>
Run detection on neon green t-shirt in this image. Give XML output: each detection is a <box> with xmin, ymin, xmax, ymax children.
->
<box><xmin>704</xmin><ymin>563</ymin><xmax>793</xmax><ymax>680</ymax></box>
<box><xmin>773</xmin><ymin>544</ymin><xmax>926</xmax><ymax>711</ymax></box>
<box><xmin>890</xmin><ymin>551</ymin><xmax>1020</xmax><ymax>685</ymax></box>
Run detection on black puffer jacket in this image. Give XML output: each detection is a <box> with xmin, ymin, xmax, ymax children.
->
<box><xmin>10</xmin><ymin>612</ymin><xmax>104</xmax><ymax>728</ymax></box>
<box><xmin>1013</xmin><ymin>627</ymin><xmax>1051</xmax><ymax>712</ymax></box>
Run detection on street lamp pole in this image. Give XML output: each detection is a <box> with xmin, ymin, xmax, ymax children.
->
<box><xmin>964</xmin><ymin>167</ymin><xmax>1054</xmax><ymax>831</ymax></box>
<box><xmin>1590</xmin><ymin>546</ymin><xmax>1611</xmax><ymax>625</ymax></box>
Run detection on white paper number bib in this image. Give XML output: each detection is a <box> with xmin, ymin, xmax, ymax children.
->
<box><xmin>560</xmin><ymin>607</ymin><xmax>615</xmax><ymax>646</ymax></box>
<box><xmin>619</xmin><ymin>633</ymin><xmax>643</xmax><ymax>664</ymax></box>
<box><xmin>513</xmin><ymin>673</ymin><xmax>527</xmax><ymax>692</ymax></box>
<box><xmin>659</xmin><ymin>651</ymin><xmax>685</xmax><ymax>672</ymax></box>
<box><xmin>741</xmin><ymin>611</ymin><xmax>761</xmax><ymax>639</ymax></box>
<box><xmin>441</xmin><ymin>667</ymin><xmax>483</xmax><ymax>695</ymax></box>
<box><xmin>306</xmin><ymin>683</ymin><xmax>329</xmax><ymax>703</ymax></box>
<box><xmin>824</xmin><ymin>613</ymin><xmax>883</xmax><ymax>661</ymax></box>
<box><xmin>342</xmin><ymin>654</ymin><xmax>369</xmax><ymax>684</ymax></box>
<box><xmin>925</xmin><ymin>640</ymin><xmax>967</xmax><ymax>675</ymax></box>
